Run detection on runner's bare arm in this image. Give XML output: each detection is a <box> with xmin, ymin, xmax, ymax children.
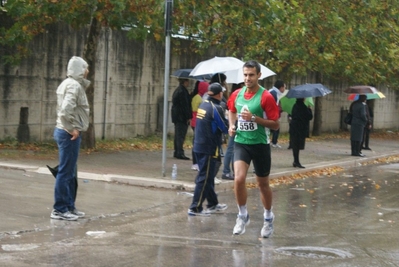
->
<box><xmin>228</xmin><ymin>110</ymin><xmax>237</xmax><ymax>136</ymax></box>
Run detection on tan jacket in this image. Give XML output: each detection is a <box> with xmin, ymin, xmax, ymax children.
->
<box><xmin>56</xmin><ymin>56</ymin><xmax>90</xmax><ymax>133</ymax></box>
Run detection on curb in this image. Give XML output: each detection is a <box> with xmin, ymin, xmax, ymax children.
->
<box><xmin>1</xmin><ymin>150</ymin><xmax>398</xmax><ymax>192</ymax></box>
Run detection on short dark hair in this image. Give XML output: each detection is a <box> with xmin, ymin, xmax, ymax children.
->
<box><xmin>358</xmin><ymin>95</ymin><xmax>367</xmax><ymax>102</ymax></box>
<box><xmin>274</xmin><ymin>80</ymin><xmax>285</xmax><ymax>89</ymax></box>
<box><xmin>243</xmin><ymin>60</ymin><xmax>261</xmax><ymax>73</ymax></box>
<box><xmin>178</xmin><ymin>78</ymin><xmax>189</xmax><ymax>84</ymax></box>
<box><xmin>210</xmin><ymin>73</ymin><xmax>227</xmax><ymax>84</ymax></box>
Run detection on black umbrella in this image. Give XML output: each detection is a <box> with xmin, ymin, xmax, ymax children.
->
<box><xmin>47</xmin><ymin>165</ymin><xmax>58</xmax><ymax>178</ymax></box>
<box><xmin>46</xmin><ymin>165</ymin><xmax>78</xmax><ymax>180</ymax></box>
<box><xmin>286</xmin><ymin>83</ymin><xmax>332</xmax><ymax>98</ymax></box>
<box><xmin>171</xmin><ymin>69</ymin><xmax>211</xmax><ymax>81</ymax></box>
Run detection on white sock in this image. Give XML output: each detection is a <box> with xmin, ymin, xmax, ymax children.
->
<box><xmin>238</xmin><ymin>205</ymin><xmax>248</xmax><ymax>217</ymax></box>
<box><xmin>264</xmin><ymin>208</ymin><xmax>273</xmax><ymax>220</ymax></box>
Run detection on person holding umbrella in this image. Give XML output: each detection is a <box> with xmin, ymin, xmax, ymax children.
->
<box><xmin>289</xmin><ymin>98</ymin><xmax>313</xmax><ymax>168</ymax></box>
<box><xmin>361</xmin><ymin>100</ymin><xmax>373</xmax><ymax>150</ymax></box>
<box><xmin>349</xmin><ymin>95</ymin><xmax>368</xmax><ymax>157</ymax></box>
<box><xmin>171</xmin><ymin>78</ymin><xmax>192</xmax><ymax>160</ymax></box>
<box><xmin>51</xmin><ymin>56</ymin><xmax>90</xmax><ymax>221</ymax></box>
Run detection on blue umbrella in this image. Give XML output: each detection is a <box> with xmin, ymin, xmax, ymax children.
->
<box><xmin>286</xmin><ymin>83</ymin><xmax>332</xmax><ymax>98</ymax></box>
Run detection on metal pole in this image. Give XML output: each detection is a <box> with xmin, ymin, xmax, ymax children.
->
<box><xmin>162</xmin><ymin>0</ymin><xmax>173</xmax><ymax>177</ymax></box>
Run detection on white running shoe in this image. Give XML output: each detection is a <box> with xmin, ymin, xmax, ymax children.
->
<box><xmin>71</xmin><ymin>209</ymin><xmax>85</xmax><ymax>218</ymax></box>
<box><xmin>233</xmin><ymin>214</ymin><xmax>250</xmax><ymax>235</ymax></box>
<box><xmin>205</xmin><ymin>203</ymin><xmax>228</xmax><ymax>214</ymax></box>
<box><xmin>191</xmin><ymin>164</ymin><xmax>199</xmax><ymax>171</ymax></box>
<box><xmin>50</xmin><ymin>210</ymin><xmax>78</xmax><ymax>221</ymax></box>
<box><xmin>187</xmin><ymin>209</ymin><xmax>211</xmax><ymax>217</ymax></box>
<box><xmin>261</xmin><ymin>213</ymin><xmax>275</xmax><ymax>238</ymax></box>
<box><xmin>214</xmin><ymin>177</ymin><xmax>222</xmax><ymax>185</ymax></box>
<box><xmin>271</xmin><ymin>143</ymin><xmax>282</xmax><ymax>148</ymax></box>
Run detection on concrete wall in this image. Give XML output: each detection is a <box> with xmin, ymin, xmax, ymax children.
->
<box><xmin>263</xmin><ymin>77</ymin><xmax>399</xmax><ymax>134</ymax></box>
<box><xmin>1</xmin><ymin>23</ymin><xmax>398</xmax><ymax>142</ymax></box>
<box><xmin>0</xmin><ymin>23</ymin><xmax>221</xmax><ymax>141</ymax></box>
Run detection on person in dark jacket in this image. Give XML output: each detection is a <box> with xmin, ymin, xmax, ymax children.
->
<box><xmin>171</xmin><ymin>78</ymin><xmax>192</xmax><ymax>160</ymax></box>
<box><xmin>188</xmin><ymin>83</ymin><xmax>229</xmax><ymax>216</ymax></box>
<box><xmin>361</xmin><ymin>100</ymin><xmax>373</xmax><ymax>150</ymax></box>
<box><xmin>349</xmin><ymin>95</ymin><xmax>368</xmax><ymax>157</ymax></box>
<box><xmin>289</xmin><ymin>98</ymin><xmax>313</xmax><ymax>168</ymax></box>
<box><xmin>268</xmin><ymin>80</ymin><xmax>286</xmax><ymax>148</ymax></box>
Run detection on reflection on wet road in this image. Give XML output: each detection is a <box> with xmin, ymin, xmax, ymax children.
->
<box><xmin>1</xmin><ymin>164</ymin><xmax>398</xmax><ymax>266</ymax></box>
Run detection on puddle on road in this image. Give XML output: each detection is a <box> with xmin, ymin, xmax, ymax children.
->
<box><xmin>275</xmin><ymin>246</ymin><xmax>354</xmax><ymax>259</ymax></box>
<box><xmin>2</xmin><ymin>244</ymin><xmax>40</xmax><ymax>252</ymax></box>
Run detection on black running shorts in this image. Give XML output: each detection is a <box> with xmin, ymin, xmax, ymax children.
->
<box><xmin>234</xmin><ymin>142</ymin><xmax>271</xmax><ymax>177</ymax></box>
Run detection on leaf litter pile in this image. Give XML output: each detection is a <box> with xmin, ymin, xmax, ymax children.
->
<box><xmin>246</xmin><ymin>155</ymin><xmax>399</xmax><ymax>189</ymax></box>
<box><xmin>246</xmin><ymin>166</ymin><xmax>345</xmax><ymax>189</ymax></box>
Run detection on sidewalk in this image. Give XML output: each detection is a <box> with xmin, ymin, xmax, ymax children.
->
<box><xmin>1</xmin><ymin>134</ymin><xmax>399</xmax><ymax>191</ymax></box>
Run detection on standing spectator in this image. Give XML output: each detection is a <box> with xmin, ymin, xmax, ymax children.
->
<box><xmin>51</xmin><ymin>56</ymin><xmax>90</xmax><ymax>221</ymax></box>
<box><xmin>203</xmin><ymin>73</ymin><xmax>227</xmax><ymax>184</ymax></box>
<box><xmin>287</xmin><ymin>114</ymin><xmax>292</xmax><ymax>149</ymax></box>
<box><xmin>228</xmin><ymin>60</ymin><xmax>279</xmax><ymax>238</ymax></box>
<box><xmin>171</xmin><ymin>78</ymin><xmax>192</xmax><ymax>160</ymax></box>
<box><xmin>188</xmin><ymin>83</ymin><xmax>229</xmax><ymax>216</ymax></box>
<box><xmin>269</xmin><ymin>80</ymin><xmax>286</xmax><ymax>148</ymax></box>
<box><xmin>361</xmin><ymin>100</ymin><xmax>373</xmax><ymax>150</ymax></box>
<box><xmin>289</xmin><ymin>98</ymin><xmax>313</xmax><ymax>168</ymax></box>
<box><xmin>350</xmin><ymin>95</ymin><xmax>368</xmax><ymax>157</ymax></box>
<box><xmin>190</xmin><ymin>81</ymin><xmax>208</xmax><ymax>170</ymax></box>
<box><xmin>222</xmin><ymin>83</ymin><xmax>243</xmax><ymax>180</ymax></box>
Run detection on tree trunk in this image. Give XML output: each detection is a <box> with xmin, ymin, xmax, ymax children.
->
<box><xmin>81</xmin><ymin>16</ymin><xmax>102</xmax><ymax>149</ymax></box>
<box><xmin>312</xmin><ymin>71</ymin><xmax>323</xmax><ymax>136</ymax></box>
<box><xmin>312</xmin><ymin>97</ymin><xmax>322</xmax><ymax>136</ymax></box>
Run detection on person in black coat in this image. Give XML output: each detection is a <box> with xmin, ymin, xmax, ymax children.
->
<box><xmin>349</xmin><ymin>95</ymin><xmax>368</xmax><ymax>157</ymax></box>
<box><xmin>171</xmin><ymin>78</ymin><xmax>192</xmax><ymax>160</ymax></box>
<box><xmin>289</xmin><ymin>98</ymin><xmax>313</xmax><ymax>168</ymax></box>
<box><xmin>361</xmin><ymin>100</ymin><xmax>373</xmax><ymax>150</ymax></box>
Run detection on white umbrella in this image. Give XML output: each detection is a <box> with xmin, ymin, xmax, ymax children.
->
<box><xmin>189</xmin><ymin>56</ymin><xmax>245</xmax><ymax>77</ymax></box>
<box><xmin>224</xmin><ymin>64</ymin><xmax>276</xmax><ymax>84</ymax></box>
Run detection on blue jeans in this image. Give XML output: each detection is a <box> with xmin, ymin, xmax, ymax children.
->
<box><xmin>271</xmin><ymin>129</ymin><xmax>280</xmax><ymax>144</ymax></box>
<box><xmin>222</xmin><ymin>134</ymin><xmax>235</xmax><ymax>175</ymax></box>
<box><xmin>53</xmin><ymin>128</ymin><xmax>81</xmax><ymax>213</ymax></box>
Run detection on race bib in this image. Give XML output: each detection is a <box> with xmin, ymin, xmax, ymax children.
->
<box><xmin>237</xmin><ymin>113</ymin><xmax>258</xmax><ymax>131</ymax></box>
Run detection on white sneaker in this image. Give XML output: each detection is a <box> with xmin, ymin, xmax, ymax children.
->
<box><xmin>233</xmin><ymin>214</ymin><xmax>250</xmax><ymax>235</ymax></box>
<box><xmin>187</xmin><ymin>209</ymin><xmax>211</xmax><ymax>217</ymax></box>
<box><xmin>205</xmin><ymin>203</ymin><xmax>228</xmax><ymax>214</ymax></box>
<box><xmin>261</xmin><ymin>213</ymin><xmax>275</xmax><ymax>238</ymax></box>
<box><xmin>271</xmin><ymin>143</ymin><xmax>282</xmax><ymax>148</ymax></box>
<box><xmin>50</xmin><ymin>209</ymin><xmax>78</xmax><ymax>221</ymax></box>
<box><xmin>191</xmin><ymin>164</ymin><xmax>199</xmax><ymax>171</ymax></box>
<box><xmin>71</xmin><ymin>209</ymin><xmax>85</xmax><ymax>218</ymax></box>
<box><xmin>214</xmin><ymin>177</ymin><xmax>222</xmax><ymax>185</ymax></box>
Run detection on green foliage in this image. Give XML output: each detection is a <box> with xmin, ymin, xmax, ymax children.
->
<box><xmin>175</xmin><ymin>0</ymin><xmax>399</xmax><ymax>86</ymax></box>
<box><xmin>1</xmin><ymin>0</ymin><xmax>399</xmax><ymax>86</ymax></box>
<box><xmin>0</xmin><ymin>0</ymin><xmax>164</xmax><ymax>64</ymax></box>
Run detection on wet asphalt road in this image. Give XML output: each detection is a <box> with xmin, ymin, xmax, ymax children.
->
<box><xmin>1</xmin><ymin>163</ymin><xmax>398</xmax><ymax>266</ymax></box>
